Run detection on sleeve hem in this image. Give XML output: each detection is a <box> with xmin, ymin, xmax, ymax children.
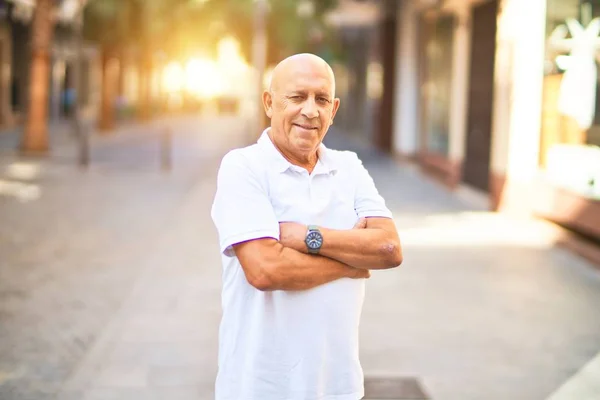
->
<box><xmin>220</xmin><ymin>229</ymin><xmax>279</xmax><ymax>257</ymax></box>
<box><xmin>357</xmin><ymin>210</ymin><xmax>394</xmax><ymax>219</ymax></box>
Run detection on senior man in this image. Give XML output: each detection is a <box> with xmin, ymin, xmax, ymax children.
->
<box><xmin>211</xmin><ymin>53</ymin><xmax>402</xmax><ymax>400</ymax></box>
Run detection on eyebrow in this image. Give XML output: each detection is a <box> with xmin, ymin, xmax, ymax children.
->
<box><xmin>286</xmin><ymin>90</ymin><xmax>331</xmax><ymax>98</ymax></box>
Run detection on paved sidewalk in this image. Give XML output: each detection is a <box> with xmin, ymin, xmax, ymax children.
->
<box><xmin>1</xmin><ymin>122</ymin><xmax>600</xmax><ymax>400</ymax></box>
<box><xmin>326</xmin><ymin>132</ymin><xmax>600</xmax><ymax>399</ymax></box>
<box><xmin>0</xmin><ymin>115</ymin><xmax>250</xmax><ymax>400</ymax></box>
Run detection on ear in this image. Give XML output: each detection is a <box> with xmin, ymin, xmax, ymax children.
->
<box><xmin>330</xmin><ymin>98</ymin><xmax>341</xmax><ymax>125</ymax></box>
<box><xmin>262</xmin><ymin>91</ymin><xmax>273</xmax><ymax>119</ymax></box>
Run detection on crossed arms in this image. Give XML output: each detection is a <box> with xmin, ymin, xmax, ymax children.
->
<box><xmin>233</xmin><ymin>217</ymin><xmax>402</xmax><ymax>292</ymax></box>
<box><xmin>214</xmin><ymin>150</ymin><xmax>403</xmax><ymax>292</ymax></box>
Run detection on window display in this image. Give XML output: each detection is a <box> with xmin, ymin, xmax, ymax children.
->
<box><xmin>541</xmin><ymin>0</ymin><xmax>600</xmax><ymax>199</ymax></box>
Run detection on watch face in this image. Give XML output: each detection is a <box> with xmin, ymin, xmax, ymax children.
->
<box><xmin>306</xmin><ymin>231</ymin><xmax>323</xmax><ymax>249</ymax></box>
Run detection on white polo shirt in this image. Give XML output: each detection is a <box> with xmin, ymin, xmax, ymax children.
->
<box><xmin>211</xmin><ymin>129</ymin><xmax>392</xmax><ymax>400</ymax></box>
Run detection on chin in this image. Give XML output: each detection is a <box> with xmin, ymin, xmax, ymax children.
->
<box><xmin>293</xmin><ymin>136</ymin><xmax>319</xmax><ymax>151</ymax></box>
<box><xmin>294</xmin><ymin>129</ymin><xmax>320</xmax><ymax>140</ymax></box>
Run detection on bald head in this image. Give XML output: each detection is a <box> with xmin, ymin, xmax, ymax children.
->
<box><xmin>269</xmin><ymin>53</ymin><xmax>336</xmax><ymax>97</ymax></box>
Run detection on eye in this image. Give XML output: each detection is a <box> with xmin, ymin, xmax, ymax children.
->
<box><xmin>317</xmin><ymin>97</ymin><xmax>330</xmax><ymax>103</ymax></box>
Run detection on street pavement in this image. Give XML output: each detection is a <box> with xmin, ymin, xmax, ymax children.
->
<box><xmin>0</xmin><ymin>116</ymin><xmax>599</xmax><ymax>400</ymax></box>
<box><xmin>0</xmin><ymin>115</ymin><xmax>250</xmax><ymax>400</ymax></box>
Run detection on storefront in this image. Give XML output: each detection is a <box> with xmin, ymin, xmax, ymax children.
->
<box><xmin>387</xmin><ymin>0</ymin><xmax>599</xmax><ymax>251</ymax></box>
<box><xmin>417</xmin><ymin>9</ymin><xmax>456</xmax><ymax>182</ymax></box>
<box><xmin>390</xmin><ymin>0</ymin><xmax>497</xmax><ymax>191</ymax></box>
<box><xmin>533</xmin><ymin>0</ymin><xmax>600</xmax><ymax>240</ymax></box>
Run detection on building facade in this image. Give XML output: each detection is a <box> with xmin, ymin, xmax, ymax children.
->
<box><xmin>370</xmin><ymin>0</ymin><xmax>600</xmax><ymax>241</ymax></box>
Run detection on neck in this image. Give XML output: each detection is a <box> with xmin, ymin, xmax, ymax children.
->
<box><xmin>284</xmin><ymin>151</ymin><xmax>319</xmax><ymax>172</ymax></box>
<box><xmin>269</xmin><ymin>132</ymin><xmax>319</xmax><ymax>172</ymax></box>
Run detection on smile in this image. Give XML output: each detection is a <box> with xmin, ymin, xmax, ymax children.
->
<box><xmin>293</xmin><ymin>123</ymin><xmax>318</xmax><ymax>130</ymax></box>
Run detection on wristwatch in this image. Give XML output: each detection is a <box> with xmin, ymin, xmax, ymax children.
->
<box><xmin>305</xmin><ymin>225</ymin><xmax>323</xmax><ymax>254</ymax></box>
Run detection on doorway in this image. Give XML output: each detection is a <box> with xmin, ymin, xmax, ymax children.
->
<box><xmin>463</xmin><ymin>0</ymin><xmax>498</xmax><ymax>192</ymax></box>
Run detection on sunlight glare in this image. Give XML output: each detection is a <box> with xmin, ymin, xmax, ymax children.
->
<box><xmin>162</xmin><ymin>62</ymin><xmax>185</xmax><ymax>93</ymax></box>
<box><xmin>161</xmin><ymin>37</ymin><xmax>251</xmax><ymax>101</ymax></box>
<box><xmin>395</xmin><ymin>211</ymin><xmax>560</xmax><ymax>249</ymax></box>
<box><xmin>0</xmin><ymin>179</ymin><xmax>41</xmax><ymax>202</ymax></box>
<box><xmin>185</xmin><ymin>58</ymin><xmax>226</xmax><ymax>99</ymax></box>
<box><xmin>6</xmin><ymin>162</ymin><xmax>40</xmax><ymax>181</ymax></box>
<box><xmin>217</xmin><ymin>37</ymin><xmax>248</xmax><ymax>75</ymax></box>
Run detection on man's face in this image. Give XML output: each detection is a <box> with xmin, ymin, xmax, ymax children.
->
<box><xmin>265</xmin><ymin>62</ymin><xmax>340</xmax><ymax>157</ymax></box>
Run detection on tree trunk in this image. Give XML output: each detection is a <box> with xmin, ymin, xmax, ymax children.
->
<box><xmin>136</xmin><ymin>53</ymin><xmax>152</xmax><ymax>121</ymax></box>
<box><xmin>98</xmin><ymin>48</ymin><xmax>118</xmax><ymax>132</ymax></box>
<box><xmin>118</xmin><ymin>50</ymin><xmax>127</xmax><ymax>98</ymax></box>
<box><xmin>21</xmin><ymin>0</ymin><xmax>55</xmax><ymax>154</ymax></box>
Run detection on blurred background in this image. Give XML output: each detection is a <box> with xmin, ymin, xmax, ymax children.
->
<box><xmin>0</xmin><ymin>0</ymin><xmax>599</xmax><ymax>399</ymax></box>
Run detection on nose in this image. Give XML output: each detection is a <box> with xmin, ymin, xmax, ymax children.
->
<box><xmin>301</xmin><ymin>97</ymin><xmax>319</xmax><ymax>119</ymax></box>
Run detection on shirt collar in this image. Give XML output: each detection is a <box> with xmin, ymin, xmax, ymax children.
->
<box><xmin>257</xmin><ymin>128</ymin><xmax>337</xmax><ymax>174</ymax></box>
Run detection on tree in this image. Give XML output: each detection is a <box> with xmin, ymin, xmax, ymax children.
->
<box><xmin>266</xmin><ymin>0</ymin><xmax>337</xmax><ymax>64</ymax></box>
<box><xmin>19</xmin><ymin>0</ymin><xmax>340</xmax><ymax>151</ymax></box>
<box><xmin>195</xmin><ymin>0</ymin><xmax>338</xmax><ymax>64</ymax></box>
<box><xmin>21</xmin><ymin>0</ymin><xmax>55</xmax><ymax>154</ymax></box>
<box><xmin>84</xmin><ymin>0</ymin><xmax>140</xmax><ymax>131</ymax></box>
<box><xmin>83</xmin><ymin>0</ymin><xmax>340</xmax><ymax>130</ymax></box>
<box><xmin>84</xmin><ymin>0</ymin><xmax>205</xmax><ymax>128</ymax></box>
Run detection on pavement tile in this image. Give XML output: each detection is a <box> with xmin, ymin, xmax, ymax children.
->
<box><xmin>92</xmin><ymin>364</ymin><xmax>148</xmax><ymax>388</ymax></box>
<box><xmin>106</xmin><ymin>341</ymin><xmax>207</xmax><ymax>368</ymax></box>
<box><xmin>147</xmin><ymin>365</ymin><xmax>208</xmax><ymax>387</ymax></box>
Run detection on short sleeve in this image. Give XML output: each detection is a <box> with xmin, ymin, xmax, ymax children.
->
<box><xmin>211</xmin><ymin>151</ymin><xmax>279</xmax><ymax>257</ymax></box>
<box><xmin>351</xmin><ymin>153</ymin><xmax>393</xmax><ymax>219</ymax></box>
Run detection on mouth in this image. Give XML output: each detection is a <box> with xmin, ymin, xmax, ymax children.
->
<box><xmin>293</xmin><ymin>123</ymin><xmax>319</xmax><ymax>131</ymax></box>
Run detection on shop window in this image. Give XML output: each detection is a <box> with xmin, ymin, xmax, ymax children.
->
<box><xmin>421</xmin><ymin>14</ymin><xmax>454</xmax><ymax>156</ymax></box>
<box><xmin>541</xmin><ymin>0</ymin><xmax>600</xmax><ymax>199</ymax></box>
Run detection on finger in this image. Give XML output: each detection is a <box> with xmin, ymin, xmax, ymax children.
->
<box><xmin>353</xmin><ymin>218</ymin><xmax>367</xmax><ymax>229</ymax></box>
<box><xmin>355</xmin><ymin>268</ymin><xmax>370</xmax><ymax>279</ymax></box>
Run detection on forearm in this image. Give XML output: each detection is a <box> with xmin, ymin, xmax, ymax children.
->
<box><xmin>319</xmin><ymin>227</ymin><xmax>402</xmax><ymax>270</ymax></box>
<box><xmin>260</xmin><ymin>244</ymin><xmax>365</xmax><ymax>291</ymax></box>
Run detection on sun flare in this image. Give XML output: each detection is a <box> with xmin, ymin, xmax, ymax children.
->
<box><xmin>161</xmin><ymin>37</ymin><xmax>250</xmax><ymax>101</ymax></box>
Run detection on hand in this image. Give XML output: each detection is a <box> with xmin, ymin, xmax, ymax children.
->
<box><xmin>353</xmin><ymin>217</ymin><xmax>367</xmax><ymax>229</ymax></box>
<box><xmin>350</xmin><ymin>267</ymin><xmax>371</xmax><ymax>279</ymax></box>
<box><xmin>279</xmin><ymin>222</ymin><xmax>308</xmax><ymax>253</ymax></box>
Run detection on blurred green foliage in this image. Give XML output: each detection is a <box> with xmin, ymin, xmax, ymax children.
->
<box><xmin>83</xmin><ymin>0</ymin><xmax>339</xmax><ymax>63</ymax></box>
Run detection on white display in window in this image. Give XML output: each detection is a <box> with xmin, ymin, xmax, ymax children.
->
<box><xmin>549</xmin><ymin>18</ymin><xmax>600</xmax><ymax>130</ymax></box>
